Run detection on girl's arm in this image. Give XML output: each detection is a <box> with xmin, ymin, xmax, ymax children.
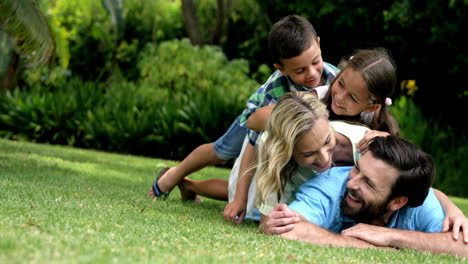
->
<box><xmin>246</xmin><ymin>105</ymin><xmax>275</xmax><ymax>132</ymax></box>
<box><xmin>433</xmin><ymin>188</ymin><xmax>468</xmax><ymax>243</ymax></box>
<box><xmin>223</xmin><ymin>143</ymin><xmax>257</xmax><ymax>224</ymax></box>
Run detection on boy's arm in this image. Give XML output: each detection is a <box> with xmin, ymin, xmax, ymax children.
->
<box><xmin>223</xmin><ymin>143</ymin><xmax>257</xmax><ymax>224</ymax></box>
<box><xmin>433</xmin><ymin>188</ymin><xmax>468</xmax><ymax>241</ymax></box>
<box><xmin>342</xmin><ymin>223</ymin><xmax>468</xmax><ymax>257</ymax></box>
<box><xmin>246</xmin><ymin>88</ymin><xmax>320</xmax><ymax>132</ymax></box>
<box><xmin>246</xmin><ymin>105</ymin><xmax>275</xmax><ymax>132</ymax></box>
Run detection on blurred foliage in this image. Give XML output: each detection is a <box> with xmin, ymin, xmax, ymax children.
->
<box><xmin>392</xmin><ymin>95</ymin><xmax>468</xmax><ymax>197</ymax></box>
<box><xmin>0</xmin><ymin>39</ymin><xmax>257</xmax><ymax>160</ymax></box>
<box><xmin>0</xmin><ymin>0</ymin><xmax>55</xmax><ymax>68</ymax></box>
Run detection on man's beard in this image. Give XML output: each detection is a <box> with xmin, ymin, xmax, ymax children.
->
<box><xmin>341</xmin><ymin>190</ymin><xmax>392</xmax><ymax>223</ymax></box>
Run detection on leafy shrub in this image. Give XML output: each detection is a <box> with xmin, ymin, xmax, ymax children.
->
<box><xmin>0</xmin><ymin>39</ymin><xmax>259</xmax><ymax>161</ymax></box>
<box><xmin>0</xmin><ymin>79</ymin><xmax>104</xmax><ymax>145</ymax></box>
<box><xmin>136</xmin><ymin>39</ymin><xmax>258</xmax><ymax>157</ymax></box>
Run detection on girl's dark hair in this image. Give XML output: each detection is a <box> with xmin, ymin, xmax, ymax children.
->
<box><xmin>323</xmin><ymin>48</ymin><xmax>400</xmax><ymax>135</ymax></box>
<box><xmin>268</xmin><ymin>15</ymin><xmax>318</xmax><ymax>65</ymax></box>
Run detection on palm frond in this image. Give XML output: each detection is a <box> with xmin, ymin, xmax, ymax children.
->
<box><xmin>0</xmin><ymin>0</ymin><xmax>55</xmax><ymax>68</ymax></box>
<box><xmin>101</xmin><ymin>0</ymin><xmax>125</xmax><ymax>41</ymax></box>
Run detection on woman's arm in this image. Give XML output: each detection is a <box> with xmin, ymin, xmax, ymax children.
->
<box><xmin>246</xmin><ymin>105</ymin><xmax>275</xmax><ymax>132</ymax></box>
<box><xmin>223</xmin><ymin>143</ymin><xmax>257</xmax><ymax>224</ymax></box>
<box><xmin>433</xmin><ymin>188</ymin><xmax>468</xmax><ymax>243</ymax></box>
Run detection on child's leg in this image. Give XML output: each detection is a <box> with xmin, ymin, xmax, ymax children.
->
<box><xmin>178</xmin><ymin>178</ymin><xmax>229</xmax><ymax>201</ymax></box>
<box><xmin>151</xmin><ymin>114</ymin><xmax>247</xmax><ymax>196</ymax></box>
<box><xmin>157</xmin><ymin>143</ymin><xmax>224</xmax><ymax>193</ymax></box>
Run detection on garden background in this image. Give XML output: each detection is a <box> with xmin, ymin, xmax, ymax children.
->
<box><xmin>0</xmin><ymin>0</ymin><xmax>467</xmax><ymax>198</ymax></box>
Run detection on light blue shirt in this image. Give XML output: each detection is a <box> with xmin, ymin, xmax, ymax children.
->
<box><xmin>288</xmin><ymin>167</ymin><xmax>444</xmax><ymax>233</ymax></box>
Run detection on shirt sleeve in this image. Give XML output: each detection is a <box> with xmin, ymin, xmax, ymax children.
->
<box><xmin>411</xmin><ymin>189</ymin><xmax>445</xmax><ymax>233</ymax></box>
<box><xmin>288</xmin><ymin>179</ymin><xmax>332</xmax><ymax>227</ymax></box>
<box><xmin>239</xmin><ymin>86</ymin><xmax>266</xmax><ymax>128</ymax></box>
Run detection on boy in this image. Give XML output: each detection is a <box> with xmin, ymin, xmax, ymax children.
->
<box><xmin>149</xmin><ymin>15</ymin><xmax>339</xmax><ymax>213</ymax></box>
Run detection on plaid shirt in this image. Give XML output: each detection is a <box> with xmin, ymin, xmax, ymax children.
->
<box><xmin>240</xmin><ymin>62</ymin><xmax>339</xmax><ymax>146</ymax></box>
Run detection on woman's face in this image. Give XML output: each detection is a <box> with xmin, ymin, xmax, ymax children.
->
<box><xmin>293</xmin><ymin>117</ymin><xmax>336</xmax><ymax>172</ymax></box>
<box><xmin>330</xmin><ymin>68</ymin><xmax>375</xmax><ymax>116</ymax></box>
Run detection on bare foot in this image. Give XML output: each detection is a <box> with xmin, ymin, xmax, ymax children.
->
<box><xmin>178</xmin><ymin>178</ymin><xmax>203</xmax><ymax>202</ymax></box>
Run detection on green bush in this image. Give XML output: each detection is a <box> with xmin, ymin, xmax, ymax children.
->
<box><xmin>28</xmin><ymin>0</ymin><xmax>185</xmax><ymax>85</ymax></box>
<box><xmin>0</xmin><ymin>39</ymin><xmax>259</xmax><ymax>161</ymax></box>
<box><xmin>392</xmin><ymin>95</ymin><xmax>468</xmax><ymax>197</ymax></box>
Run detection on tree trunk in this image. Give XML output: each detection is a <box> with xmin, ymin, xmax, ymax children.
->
<box><xmin>1</xmin><ymin>52</ymin><xmax>20</xmax><ymax>90</ymax></box>
<box><xmin>181</xmin><ymin>0</ymin><xmax>203</xmax><ymax>46</ymax></box>
<box><xmin>212</xmin><ymin>0</ymin><xmax>225</xmax><ymax>45</ymax></box>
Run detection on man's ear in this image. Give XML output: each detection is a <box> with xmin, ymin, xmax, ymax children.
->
<box><xmin>274</xmin><ymin>63</ymin><xmax>287</xmax><ymax>76</ymax></box>
<box><xmin>316</xmin><ymin>36</ymin><xmax>320</xmax><ymax>46</ymax></box>
<box><xmin>364</xmin><ymin>103</ymin><xmax>381</xmax><ymax>113</ymax></box>
<box><xmin>388</xmin><ymin>196</ymin><xmax>408</xmax><ymax>211</ymax></box>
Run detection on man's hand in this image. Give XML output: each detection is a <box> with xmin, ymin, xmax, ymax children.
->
<box><xmin>259</xmin><ymin>203</ymin><xmax>300</xmax><ymax>235</ymax></box>
<box><xmin>341</xmin><ymin>223</ymin><xmax>394</xmax><ymax>247</ymax></box>
<box><xmin>223</xmin><ymin>200</ymin><xmax>246</xmax><ymax>224</ymax></box>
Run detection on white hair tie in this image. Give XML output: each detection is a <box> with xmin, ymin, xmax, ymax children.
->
<box><xmin>385</xmin><ymin>97</ymin><xmax>392</xmax><ymax>106</ymax></box>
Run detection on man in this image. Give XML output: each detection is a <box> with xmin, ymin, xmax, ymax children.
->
<box><xmin>260</xmin><ymin>136</ymin><xmax>467</xmax><ymax>257</ymax></box>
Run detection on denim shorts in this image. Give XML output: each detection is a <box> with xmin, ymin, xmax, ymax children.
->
<box><xmin>213</xmin><ymin>114</ymin><xmax>247</xmax><ymax>160</ymax></box>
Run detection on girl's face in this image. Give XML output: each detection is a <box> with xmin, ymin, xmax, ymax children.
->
<box><xmin>330</xmin><ymin>68</ymin><xmax>377</xmax><ymax>116</ymax></box>
<box><xmin>293</xmin><ymin>117</ymin><xmax>336</xmax><ymax>172</ymax></box>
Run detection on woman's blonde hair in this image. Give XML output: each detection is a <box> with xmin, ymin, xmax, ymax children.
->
<box><xmin>255</xmin><ymin>91</ymin><xmax>329</xmax><ymax>207</ymax></box>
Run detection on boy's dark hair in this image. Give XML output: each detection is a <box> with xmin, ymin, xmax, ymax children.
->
<box><xmin>268</xmin><ymin>15</ymin><xmax>318</xmax><ymax>65</ymax></box>
<box><xmin>369</xmin><ymin>136</ymin><xmax>435</xmax><ymax>207</ymax></box>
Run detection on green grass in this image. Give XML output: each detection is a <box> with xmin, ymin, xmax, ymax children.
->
<box><xmin>0</xmin><ymin>138</ymin><xmax>467</xmax><ymax>264</ymax></box>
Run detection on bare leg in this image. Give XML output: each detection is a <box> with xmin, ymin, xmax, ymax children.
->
<box><xmin>178</xmin><ymin>178</ymin><xmax>229</xmax><ymax>201</ymax></box>
<box><xmin>150</xmin><ymin>143</ymin><xmax>225</xmax><ymax>195</ymax></box>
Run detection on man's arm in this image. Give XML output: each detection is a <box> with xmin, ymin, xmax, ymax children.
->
<box><xmin>342</xmin><ymin>223</ymin><xmax>468</xmax><ymax>257</ymax></box>
<box><xmin>259</xmin><ymin>204</ymin><xmax>380</xmax><ymax>249</ymax></box>
<box><xmin>282</xmin><ymin>220</ymin><xmax>379</xmax><ymax>248</ymax></box>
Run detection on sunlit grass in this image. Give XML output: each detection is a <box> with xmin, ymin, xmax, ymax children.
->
<box><xmin>0</xmin><ymin>139</ymin><xmax>466</xmax><ymax>263</ymax></box>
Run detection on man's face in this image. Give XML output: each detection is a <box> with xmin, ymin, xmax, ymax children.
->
<box><xmin>341</xmin><ymin>151</ymin><xmax>399</xmax><ymax>222</ymax></box>
<box><xmin>276</xmin><ymin>39</ymin><xmax>324</xmax><ymax>89</ymax></box>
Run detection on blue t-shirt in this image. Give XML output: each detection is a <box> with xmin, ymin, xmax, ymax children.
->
<box><xmin>288</xmin><ymin>167</ymin><xmax>444</xmax><ymax>233</ymax></box>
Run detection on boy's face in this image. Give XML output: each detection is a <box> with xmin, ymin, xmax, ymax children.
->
<box><xmin>275</xmin><ymin>38</ymin><xmax>324</xmax><ymax>89</ymax></box>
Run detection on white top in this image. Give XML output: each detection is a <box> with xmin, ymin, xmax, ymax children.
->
<box><xmin>228</xmin><ymin>121</ymin><xmax>370</xmax><ymax>219</ymax></box>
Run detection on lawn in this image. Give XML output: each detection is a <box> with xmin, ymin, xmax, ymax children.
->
<box><xmin>0</xmin><ymin>138</ymin><xmax>466</xmax><ymax>263</ymax></box>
